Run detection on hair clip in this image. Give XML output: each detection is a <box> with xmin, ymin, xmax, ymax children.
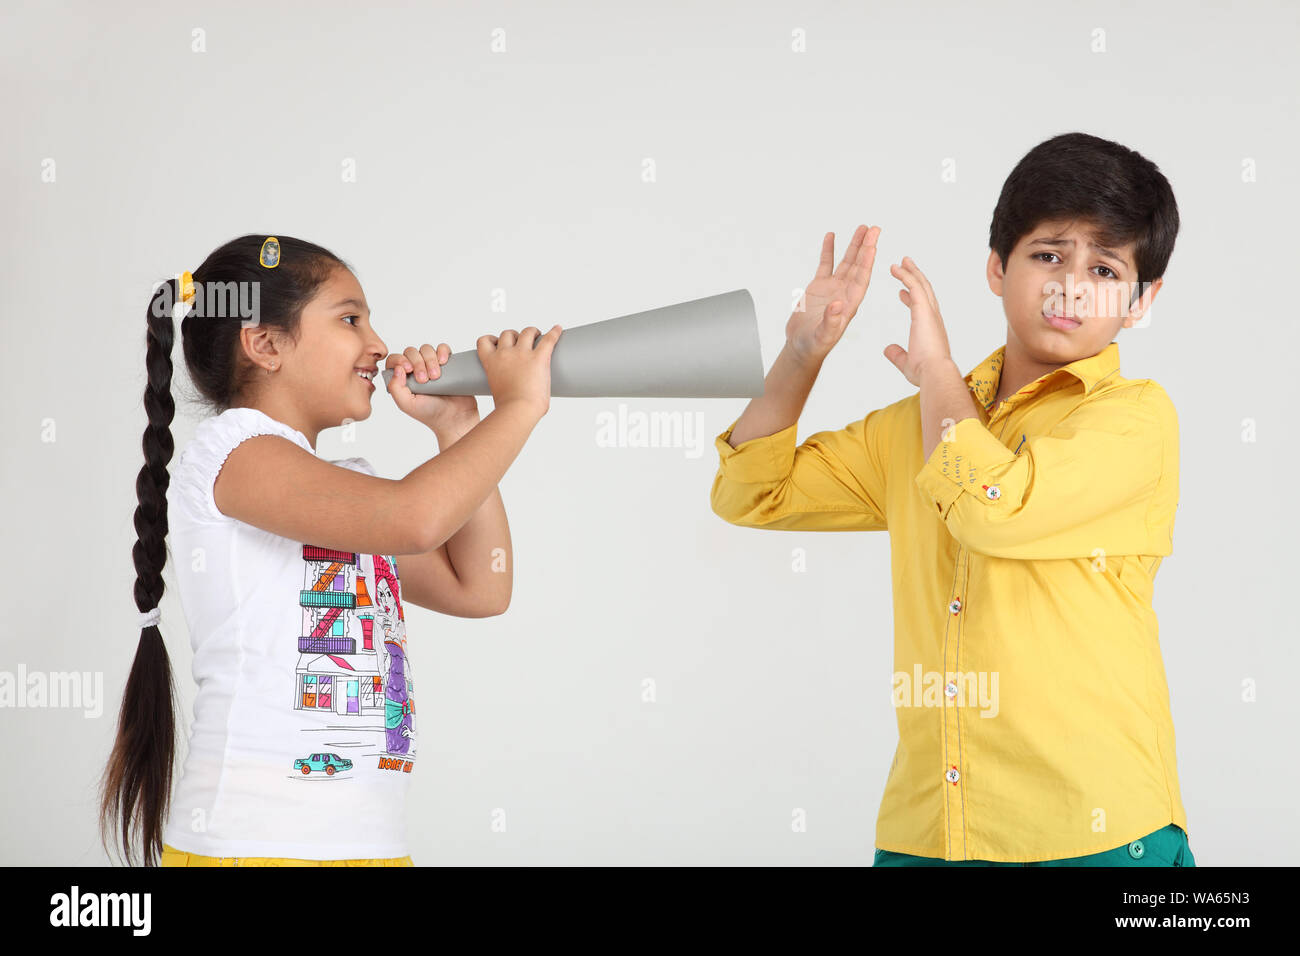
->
<box><xmin>179</xmin><ymin>270</ymin><xmax>196</xmax><ymax>303</ymax></box>
<box><xmin>259</xmin><ymin>237</ymin><xmax>281</xmax><ymax>268</ymax></box>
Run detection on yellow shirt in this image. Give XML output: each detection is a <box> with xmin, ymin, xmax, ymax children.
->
<box><xmin>709</xmin><ymin>341</ymin><xmax>1188</xmax><ymax>862</ymax></box>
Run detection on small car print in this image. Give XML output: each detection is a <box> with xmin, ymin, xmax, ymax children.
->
<box><xmin>294</xmin><ymin>753</ymin><xmax>353</xmax><ymax>776</ymax></box>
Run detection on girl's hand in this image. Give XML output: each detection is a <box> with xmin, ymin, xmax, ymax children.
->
<box><xmin>785</xmin><ymin>224</ymin><xmax>881</xmax><ymax>365</ymax></box>
<box><xmin>883</xmin><ymin>256</ymin><xmax>955</xmax><ymax>387</ymax></box>
<box><xmin>477</xmin><ymin>325</ymin><xmax>562</xmax><ymax>417</ymax></box>
<box><xmin>385</xmin><ymin>344</ymin><xmax>480</xmax><ymax>433</ymax></box>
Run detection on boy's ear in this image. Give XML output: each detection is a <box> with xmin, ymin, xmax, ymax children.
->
<box><xmin>986</xmin><ymin>248</ymin><xmax>1006</xmax><ymax>297</ymax></box>
<box><xmin>1123</xmin><ymin>277</ymin><xmax>1164</xmax><ymax>327</ymax></box>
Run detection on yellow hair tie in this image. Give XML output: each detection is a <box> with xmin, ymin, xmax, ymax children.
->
<box><xmin>179</xmin><ymin>270</ymin><xmax>196</xmax><ymax>304</ymax></box>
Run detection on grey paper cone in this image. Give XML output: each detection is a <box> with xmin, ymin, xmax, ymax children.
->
<box><xmin>379</xmin><ymin>289</ymin><xmax>764</xmax><ymax>398</ymax></box>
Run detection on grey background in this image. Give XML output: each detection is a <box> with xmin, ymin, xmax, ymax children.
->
<box><xmin>2</xmin><ymin>0</ymin><xmax>1295</xmax><ymax>865</ymax></box>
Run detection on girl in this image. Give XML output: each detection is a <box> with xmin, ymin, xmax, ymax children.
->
<box><xmin>98</xmin><ymin>234</ymin><xmax>561</xmax><ymax>866</ymax></box>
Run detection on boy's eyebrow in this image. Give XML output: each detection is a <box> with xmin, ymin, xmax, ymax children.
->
<box><xmin>329</xmin><ymin>297</ymin><xmax>370</xmax><ymax>312</ymax></box>
<box><xmin>1028</xmin><ymin>237</ymin><xmax>1131</xmax><ymax>271</ymax></box>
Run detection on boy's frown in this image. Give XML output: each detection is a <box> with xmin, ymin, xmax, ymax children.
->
<box><xmin>987</xmin><ymin>216</ymin><xmax>1163</xmax><ymax>366</ymax></box>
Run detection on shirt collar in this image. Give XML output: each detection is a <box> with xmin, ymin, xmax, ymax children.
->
<box><xmin>964</xmin><ymin>341</ymin><xmax>1120</xmax><ymax>411</ymax></box>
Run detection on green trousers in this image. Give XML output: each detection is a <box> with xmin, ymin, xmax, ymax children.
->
<box><xmin>873</xmin><ymin>824</ymin><xmax>1196</xmax><ymax>867</ymax></box>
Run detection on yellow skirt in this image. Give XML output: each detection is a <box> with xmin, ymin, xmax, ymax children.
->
<box><xmin>160</xmin><ymin>842</ymin><xmax>413</xmax><ymax>867</ymax></box>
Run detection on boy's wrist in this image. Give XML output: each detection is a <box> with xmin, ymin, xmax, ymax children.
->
<box><xmin>917</xmin><ymin>354</ymin><xmax>958</xmax><ymax>382</ymax></box>
<box><xmin>781</xmin><ymin>337</ymin><xmax>827</xmax><ymax>375</ymax></box>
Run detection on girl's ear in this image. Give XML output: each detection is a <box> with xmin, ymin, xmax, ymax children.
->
<box><xmin>240</xmin><ymin>324</ymin><xmax>284</xmax><ymax>370</ymax></box>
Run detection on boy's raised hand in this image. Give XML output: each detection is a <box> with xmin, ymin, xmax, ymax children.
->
<box><xmin>883</xmin><ymin>256</ymin><xmax>955</xmax><ymax>387</ymax></box>
<box><xmin>785</xmin><ymin>224</ymin><xmax>881</xmax><ymax>365</ymax></box>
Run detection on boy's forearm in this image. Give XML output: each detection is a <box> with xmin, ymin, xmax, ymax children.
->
<box><xmin>918</xmin><ymin>357</ymin><xmax>980</xmax><ymax>460</ymax></box>
<box><xmin>726</xmin><ymin>342</ymin><xmax>824</xmax><ymax>447</ymax></box>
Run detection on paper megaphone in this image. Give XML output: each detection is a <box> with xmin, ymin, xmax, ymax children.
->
<box><xmin>379</xmin><ymin>289</ymin><xmax>764</xmax><ymax>398</ymax></box>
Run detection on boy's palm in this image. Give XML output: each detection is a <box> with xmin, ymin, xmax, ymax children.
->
<box><xmin>883</xmin><ymin>256</ymin><xmax>954</xmax><ymax>387</ymax></box>
<box><xmin>786</xmin><ymin>224</ymin><xmax>881</xmax><ymax>363</ymax></box>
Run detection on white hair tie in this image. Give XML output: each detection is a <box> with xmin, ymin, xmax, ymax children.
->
<box><xmin>138</xmin><ymin>607</ymin><xmax>161</xmax><ymax>629</ymax></box>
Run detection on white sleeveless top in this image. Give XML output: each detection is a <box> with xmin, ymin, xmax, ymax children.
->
<box><xmin>161</xmin><ymin>407</ymin><xmax>417</xmax><ymax>859</ymax></box>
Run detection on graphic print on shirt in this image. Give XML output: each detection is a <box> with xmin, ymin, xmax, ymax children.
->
<box><xmin>290</xmin><ymin>546</ymin><xmax>415</xmax><ymax>779</ymax></box>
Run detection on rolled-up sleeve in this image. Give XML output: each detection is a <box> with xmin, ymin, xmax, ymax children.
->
<box><xmin>709</xmin><ymin>409</ymin><xmax>889</xmax><ymax>532</ymax></box>
<box><xmin>914</xmin><ymin>382</ymin><xmax>1174</xmax><ymax>559</ymax></box>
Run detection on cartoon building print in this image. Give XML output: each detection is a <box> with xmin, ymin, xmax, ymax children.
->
<box><xmin>291</xmin><ymin>545</ymin><xmax>415</xmax><ymax>778</ymax></box>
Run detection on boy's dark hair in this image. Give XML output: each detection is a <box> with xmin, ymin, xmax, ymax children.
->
<box><xmin>989</xmin><ymin>132</ymin><xmax>1179</xmax><ymax>306</ymax></box>
<box><xmin>99</xmin><ymin>234</ymin><xmax>348</xmax><ymax>866</ymax></box>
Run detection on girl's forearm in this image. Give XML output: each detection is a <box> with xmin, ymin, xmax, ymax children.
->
<box><xmin>431</xmin><ymin>417</ymin><xmax>513</xmax><ymax>610</ymax></box>
<box><xmin>400</xmin><ymin>399</ymin><xmax>541</xmax><ymax>551</ymax></box>
<box><xmin>445</xmin><ymin>485</ymin><xmax>512</xmax><ymax>611</ymax></box>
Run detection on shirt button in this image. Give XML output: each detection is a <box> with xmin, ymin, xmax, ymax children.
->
<box><xmin>983</xmin><ymin>484</ymin><xmax>1001</xmax><ymax>500</ymax></box>
<box><xmin>945</xmin><ymin>767</ymin><xmax>960</xmax><ymax>784</ymax></box>
<box><xmin>1128</xmin><ymin>840</ymin><xmax>1145</xmax><ymax>860</ymax></box>
<box><xmin>948</xmin><ymin>597</ymin><xmax>962</xmax><ymax>614</ymax></box>
<box><xmin>945</xmin><ymin>681</ymin><xmax>958</xmax><ymax>698</ymax></box>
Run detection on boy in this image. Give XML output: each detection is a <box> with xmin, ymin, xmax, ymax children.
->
<box><xmin>710</xmin><ymin>132</ymin><xmax>1194</xmax><ymax>866</ymax></box>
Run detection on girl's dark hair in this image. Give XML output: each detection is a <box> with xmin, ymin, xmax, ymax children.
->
<box><xmin>99</xmin><ymin>235</ymin><xmax>348</xmax><ymax>866</ymax></box>
<box><xmin>989</xmin><ymin>132</ymin><xmax>1180</xmax><ymax>305</ymax></box>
